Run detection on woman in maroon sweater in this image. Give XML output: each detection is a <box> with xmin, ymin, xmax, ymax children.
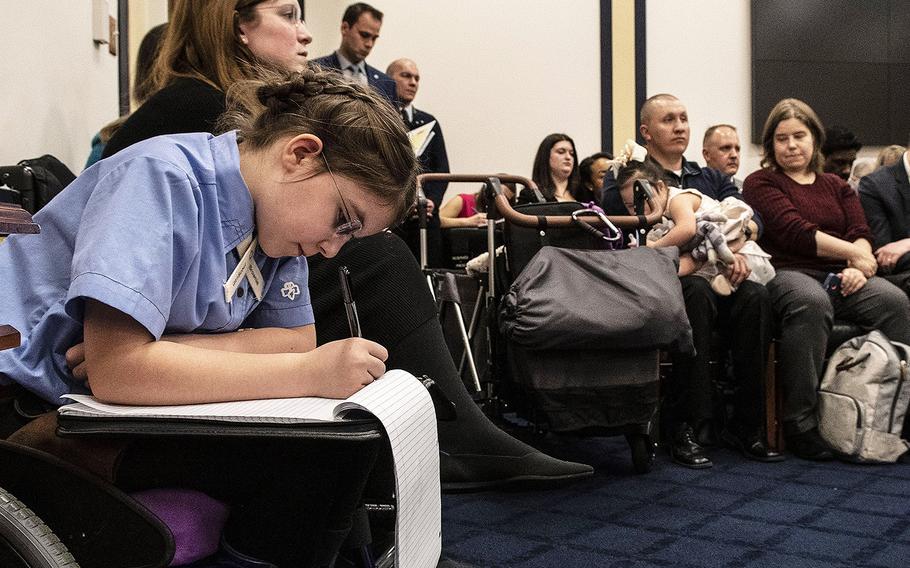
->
<box><xmin>743</xmin><ymin>98</ymin><xmax>910</xmax><ymax>460</ymax></box>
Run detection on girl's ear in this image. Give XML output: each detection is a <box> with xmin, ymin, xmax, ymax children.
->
<box><xmin>281</xmin><ymin>134</ymin><xmax>324</xmax><ymax>171</ymax></box>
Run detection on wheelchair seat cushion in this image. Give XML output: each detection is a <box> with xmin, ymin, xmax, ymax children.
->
<box><xmin>131</xmin><ymin>488</ymin><xmax>229</xmax><ymax>566</ymax></box>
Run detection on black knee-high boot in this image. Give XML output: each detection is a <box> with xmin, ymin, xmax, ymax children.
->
<box><xmin>307</xmin><ymin>232</ymin><xmax>593</xmax><ymax>491</ymax></box>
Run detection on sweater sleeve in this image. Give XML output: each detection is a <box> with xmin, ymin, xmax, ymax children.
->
<box><xmin>742</xmin><ymin>170</ymin><xmax>819</xmax><ymax>258</ymax></box>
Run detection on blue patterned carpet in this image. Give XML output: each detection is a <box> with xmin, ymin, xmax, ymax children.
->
<box><xmin>441</xmin><ymin>436</ymin><xmax>910</xmax><ymax>567</ymax></box>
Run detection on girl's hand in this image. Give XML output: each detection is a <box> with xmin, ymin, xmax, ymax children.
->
<box><xmin>309</xmin><ymin>338</ymin><xmax>388</xmax><ymax>399</ymax></box>
<box><xmin>651</xmin><ymin>180</ymin><xmax>670</xmax><ymax>216</ymax></box>
<box><xmin>65</xmin><ymin>342</ymin><xmax>89</xmax><ymax>386</ymax></box>
<box><xmin>839</xmin><ymin>267</ymin><xmax>867</xmax><ymax>296</ymax></box>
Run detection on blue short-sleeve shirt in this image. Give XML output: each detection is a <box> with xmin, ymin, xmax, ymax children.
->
<box><xmin>0</xmin><ymin>131</ymin><xmax>314</xmax><ymax>403</ymax></box>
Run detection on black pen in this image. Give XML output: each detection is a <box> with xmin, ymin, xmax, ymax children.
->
<box><xmin>338</xmin><ymin>266</ymin><xmax>361</xmax><ymax>337</ymax></box>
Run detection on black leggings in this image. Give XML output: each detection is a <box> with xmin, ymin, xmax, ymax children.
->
<box><xmin>307</xmin><ymin>232</ymin><xmax>534</xmax><ymax>457</ymax></box>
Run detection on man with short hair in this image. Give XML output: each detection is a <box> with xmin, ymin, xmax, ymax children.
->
<box><xmin>822</xmin><ymin>125</ymin><xmax>862</xmax><ymax>181</ymax></box>
<box><xmin>702</xmin><ymin>124</ymin><xmax>743</xmax><ymax>188</ymax></box>
<box><xmin>313</xmin><ymin>3</ymin><xmax>397</xmax><ymax>103</ymax></box>
<box><xmin>602</xmin><ymin>94</ymin><xmax>780</xmax><ymax>468</ymax></box>
<box><xmin>386</xmin><ymin>57</ymin><xmax>450</xmax><ymax>266</ymax></box>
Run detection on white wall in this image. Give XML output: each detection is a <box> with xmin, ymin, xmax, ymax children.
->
<box><xmin>0</xmin><ymin>0</ymin><xmax>121</xmax><ymax>173</ymax></box>
<box><xmin>645</xmin><ymin>0</ymin><xmax>755</xmax><ymax>173</ymax></box>
<box><xmin>128</xmin><ymin>0</ymin><xmax>169</xmax><ymax>108</ymax></box>
<box><xmin>307</xmin><ymin>0</ymin><xmax>603</xmax><ymax>203</ymax></box>
<box><xmin>3</xmin><ymin>1</ymin><xmax>886</xmax><ymax>184</ymax></box>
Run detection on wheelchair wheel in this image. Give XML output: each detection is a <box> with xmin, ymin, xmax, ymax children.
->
<box><xmin>627</xmin><ymin>433</ymin><xmax>655</xmax><ymax>474</ymax></box>
<box><xmin>0</xmin><ymin>487</ymin><xmax>78</xmax><ymax>568</ymax></box>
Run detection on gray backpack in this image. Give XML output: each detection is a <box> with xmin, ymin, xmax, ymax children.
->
<box><xmin>818</xmin><ymin>330</ymin><xmax>910</xmax><ymax>463</ymax></box>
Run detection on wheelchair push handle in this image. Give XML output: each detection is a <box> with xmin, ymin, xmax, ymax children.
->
<box><xmin>488</xmin><ymin>180</ymin><xmax>667</xmax><ymax>231</ymax></box>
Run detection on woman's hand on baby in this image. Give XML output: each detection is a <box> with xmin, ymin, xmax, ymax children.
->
<box><xmin>839</xmin><ymin>267</ymin><xmax>867</xmax><ymax>296</ymax></box>
<box><xmin>311</xmin><ymin>338</ymin><xmax>388</xmax><ymax>398</ymax></box>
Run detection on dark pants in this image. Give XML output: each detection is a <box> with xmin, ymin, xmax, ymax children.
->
<box><xmin>769</xmin><ymin>270</ymin><xmax>910</xmax><ymax>434</ymax></box>
<box><xmin>307</xmin><ymin>232</ymin><xmax>529</xmax><ymax>457</ymax></box>
<box><xmin>667</xmin><ymin>277</ymin><xmax>772</xmax><ymax>435</ymax></box>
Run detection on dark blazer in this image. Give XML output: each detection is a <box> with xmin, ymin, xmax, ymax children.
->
<box><xmin>858</xmin><ymin>158</ymin><xmax>910</xmax><ymax>271</ymax></box>
<box><xmin>312</xmin><ymin>52</ymin><xmax>398</xmax><ymax>104</ymax></box>
<box><xmin>406</xmin><ymin>107</ymin><xmax>450</xmax><ymax>206</ymax></box>
<box><xmin>393</xmin><ymin>107</ymin><xmax>450</xmax><ymax>267</ymax></box>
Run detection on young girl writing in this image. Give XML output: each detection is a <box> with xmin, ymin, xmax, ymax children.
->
<box><xmin>0</xmin><ymin>68</ymin><xmax>417</xmax><ymax>406</ymax></box>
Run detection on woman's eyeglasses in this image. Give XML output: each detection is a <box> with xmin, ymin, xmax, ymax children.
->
<box><xmin>322</xmin><ymin>155</ymin><xmax>363</xmax><ymax>237</ymax></box>
<box><xmin>255</xmin><ymin>3</ymin><xmax>305</xmax><ymax>26</ymax></box>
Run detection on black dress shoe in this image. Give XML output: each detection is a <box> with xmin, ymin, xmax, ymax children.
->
<box><xmin>721</xmin><ymin>429</ymin><xmax>785</xmax><ymax>462</ymax></box>
<box><xmin>785</xmin><ymin>428</ymin><xmax>835</xmax><ymax>461</ymax></box>
<box><xmin>669</xmin><ymin>423</ymin><xmax>713</xmax><ymax>469</ymax></box>
<box><xmin>440</xmin><ymin>450</ymin><xmax>594</xmax><ymax>492</ymax></box>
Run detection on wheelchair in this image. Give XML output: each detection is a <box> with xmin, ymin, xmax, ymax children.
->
<box><xmin>416</xmin><ymin>173</ymin><xmax>678</xmax><ymax>474</ymax></box>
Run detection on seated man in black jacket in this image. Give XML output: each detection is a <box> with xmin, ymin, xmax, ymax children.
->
<box><xmin>602</xmin><ymin>94</ymin><xmax>780</xmax><ymax>467</ymax></box>
<box><xmin>858</xmin><ymin>145</ymin><xmax>910</xmax><ymax>294</ymax></box>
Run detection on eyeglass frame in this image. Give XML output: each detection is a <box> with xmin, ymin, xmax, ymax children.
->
<box><xmin>322</xmin><ymin>154</ymin><xmax>363</xmax><ymax>237</ymax></box>
<box><xmin>252</xmin><ymin>2</ymin><xmax>306</xmax><ymax>26</ymax></box>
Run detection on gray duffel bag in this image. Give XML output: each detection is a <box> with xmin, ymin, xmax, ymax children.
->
<box><xmin>499</xmin><ymin>245</ymin><xmax>693</xmax><ymax>354</ymax></box>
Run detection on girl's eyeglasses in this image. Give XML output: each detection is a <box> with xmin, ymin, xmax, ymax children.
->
<box><xmin>322</xmin><ymin>155</ymin><xmax>363</xmax><ymax>237</ymax></box>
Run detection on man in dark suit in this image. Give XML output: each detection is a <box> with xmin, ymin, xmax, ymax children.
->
<box><xmin>312</xmin><ymin>3</ymin><xmax>397</xmax><ymax>104</ymax></box>
<box><xmin>859</xmin><ymin>147</ymin><xmax>910</xmax><ymax>293</ymax></box>
<box><xmin>387</xmin><ymin>57</ymin><xmax>450</xmax><ymax>267</ymax></box>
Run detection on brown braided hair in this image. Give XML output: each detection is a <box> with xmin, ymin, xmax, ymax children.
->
<box><xmin>219</xmin><ymin>67</ymin><xmax>419</xmax><ymax>223</ymax></box>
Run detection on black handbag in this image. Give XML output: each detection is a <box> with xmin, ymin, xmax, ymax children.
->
<box><xmin>0</xmin><ymin>155</ymin><xmax>75</xmax><ymax>214</ymax></box>
<box><xmin>499</xmin><ymin>245</ymin><xmax>694</xmax><ymax>355</ymax></box>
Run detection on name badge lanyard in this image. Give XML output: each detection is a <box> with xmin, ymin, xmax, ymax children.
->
<box><xmin>224</xmin><ymin>234</ymin><xmax>264</xmax><ymax>303</ymax></box>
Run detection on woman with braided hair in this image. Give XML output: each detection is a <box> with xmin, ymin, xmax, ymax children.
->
<box><xmin>91</xmin><ymin>0</ymin><xmax>592</xmax><ymax>492</ymax></box>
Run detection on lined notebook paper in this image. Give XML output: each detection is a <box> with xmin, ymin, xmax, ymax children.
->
<box><xmin>60</xmin><ymin>369</ymin><xmax>441</xmax><ymax>568</ymax></box>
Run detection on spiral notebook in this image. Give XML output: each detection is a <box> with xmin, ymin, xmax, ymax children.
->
<box><xmin>60</xmin><ymin>369</ymin><xmax>441</xmax><ymax>568</ymax></box>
